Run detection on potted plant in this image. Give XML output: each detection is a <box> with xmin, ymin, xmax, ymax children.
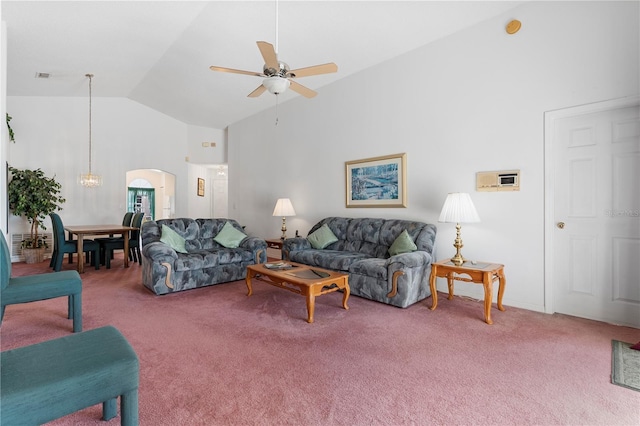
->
<box><xmin>7</xmin><ymin>166</ymin><xmax>66</xmax><ymax>263</ymax></box>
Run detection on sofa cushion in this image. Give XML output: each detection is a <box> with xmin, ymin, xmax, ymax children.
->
<box><xmin>289</xmin><ymin>249</ymin><xmax>369</xmax><ymax>272</ymax></box>
<box><xmin>307</xmin><ymin>224</ymin><xmax>339</xmax><ymax>249</ymax></box>
<box><xmin>388</xmin><ymin>229</ymin><xmax>417</xmax><ymax>256</ymax></box>
<box><xmin>175</xmin><ymin>250</ymin><xmax>219</xmax><ymax>270</ymax></box>
<box><xmin>160</xmin><ymin>225</ymin><xmax>187</xmax><ymax>253</ymax></box>
<box><xmin>343</xmin><ymin>218</ymin><xmax>385</xmax><ymax>256</ymax></box>
<box><xmin>217</xmin><ymin>248</ymin><xmax>252</xmax><ymax>265</ymax></box>
<box><xmin>174</xmin><ymin>253</ymin><xmax>206</xmax><ymax>271</ymax></box>
<box><xmin>349</xmin><ymin>258</ymin><xmax>388</xmax><ymax>280</ymax></box>
<box><xmin>214</xmin><ymin>221</ymin><xmax>247</xmax><ymax>248</ymax></box>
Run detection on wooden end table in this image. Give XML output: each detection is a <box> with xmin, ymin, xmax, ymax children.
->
<box><xmin>246</xmin><ymin>262</ymin><xmax>350</xmax><ymax>323</ymax></box>
<box><xmin>265</xmin><ymin>238</ymin><xmax>284</xmax><ymax>260</ymax></box>
<box><xmin>429</xmin><ymin>259</ymin><xmax>506</xmax><ymax>324</ymax></box>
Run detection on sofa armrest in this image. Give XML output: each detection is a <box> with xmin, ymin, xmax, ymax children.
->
<box><xmin>239</xmin><ymin>237</ymin><xmax>267</xmax><ymax>252</ymax></box>
<box><xmin>283</xmin><ymin>237</ymin><xmax>311</xmax><ymax>251</ymax></box>
<box><xmin>239</xmin><ymin>237</ymin><xmax>268</xmax><ymax>263</ymax></box>
<box><xmin>385</xmin><ymin>251</ymin><xmax>431</xmax><ymax>269</ymax></box>
<box><xmin>141</xmin><ymin>241</ymin><xmax>179</xmax><ymax>265</ymax></box>
<box><xmin>385</xmin><ymin>251</ymin><xmax>432</xmax><ymax>298</ymax></box>
<box><xmin>282</xmin><ymin>238</ymin><xmax>311</xmax><ymax>259</ymax></box>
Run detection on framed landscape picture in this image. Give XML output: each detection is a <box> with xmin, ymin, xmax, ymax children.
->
<box><xmin>345</xmin><ymin>153</ymin><xmax>407</xmax><ymax>208</ymax></box>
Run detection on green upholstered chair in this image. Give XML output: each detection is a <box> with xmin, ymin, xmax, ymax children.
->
<box><xmin>96</xmin><ymin>212</ymin><xmax>134</xmax><ymax>267</ymax></box>
<box><xmin>98</xmin><ymin>213</ymin><xmax>143</xmax><ymax>269</ymax></box>
<box><xmin>122</xmin><ymin>212</ymin><xmax>134</xmax><ymax>230</ymax></box>
<box><xmin>0</xmin><ymin>230</ymin><xmax>83</xmax><ymax>332</ymax></box>
<box><xmin>128</xmin><ymin>213</ymin><xmax>144</xmax><ymax>264</ymax></box>
<box><xmin>1</xmin><ymin>325</ymin><xmax>139</xmax><ymax>425</ymax></box>
<box><xmin>49</xmin><ymin>213</ymin><xmax>100</xmax><ymax>272</ymax></box>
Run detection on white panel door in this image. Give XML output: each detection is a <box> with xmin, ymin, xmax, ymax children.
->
<box><xmin>548</xmin><ymin>100</ymin><xmax>640</xmax><ymax>327</ymax></box>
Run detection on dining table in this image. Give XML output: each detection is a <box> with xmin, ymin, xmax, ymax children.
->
<box><xmin>64</xmin><ymin>225</ymin><xmax>138</xmax><ymax>274</ymax></box>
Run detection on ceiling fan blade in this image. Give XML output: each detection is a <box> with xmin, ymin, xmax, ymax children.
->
<box><xmin>288</xmin><ymin>63</ymin><xmax>338</xmax><ymax>78</ymax></box>
<box><xmin>257</xmin><ymin>41</ymin><xmax>279</xmax><ymax>71</ymax></box>
<box><xmin>209</xmin><ymin>66</ymin><xmax>263</xmax><ymax>77</ymax></box>
<box><xmin>288</xmin><ymin>80</ymin><xmax>317</xmax><ymax>98</ymax></box>
<box><xmin>247</xmin><ymin>85</ymin><xmax>267</xmax><ymax>98</ymax></box>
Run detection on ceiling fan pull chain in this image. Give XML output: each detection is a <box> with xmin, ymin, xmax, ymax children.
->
<box><xmin>275</xmin><ymin>95</ymin><xmax>279</xmax><ymax>126</ymax></box>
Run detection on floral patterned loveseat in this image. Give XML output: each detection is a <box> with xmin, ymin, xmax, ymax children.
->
<box><xmin>141</xmin><ymin>218</ymin><xmax>267</xmax><ymax>295</ymax></box>
<box><xmin>282</xmin><ymin>217</ymin><xmax>437</xmax><ymax>308</ymax></box>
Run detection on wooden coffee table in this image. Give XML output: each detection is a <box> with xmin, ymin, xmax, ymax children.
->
<box><xmin>246</xmin><ymin>262</ymin><xmax>350</xmax><ymax>323</ymax></box>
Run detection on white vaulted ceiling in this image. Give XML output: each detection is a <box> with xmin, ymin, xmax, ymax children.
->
<box><xmin>2</xmin><ymin>1</ymin><xmax>523</xmax><ymax>129</ymax></box>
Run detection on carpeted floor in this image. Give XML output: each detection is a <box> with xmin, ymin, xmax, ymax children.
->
<box><xmin>2</xmin><ymin>255</ymin><xmax>640</xmax><ymax>425</ymax></box>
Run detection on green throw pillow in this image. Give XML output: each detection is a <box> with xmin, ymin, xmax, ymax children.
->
<box><xmin>160</xmin><ymin>225</ymin><xmax>188</xmax><ymax>254</ymax></box>
<box><xmin>388</xmin><ymin>229</ymin><xmax>417</xmax><ymax>256</ymax></box>
<box><xmin>307</xmin><ymin>223</ymin><xmax>338</xmax><ymax>249</ymax></box>
<box><xmin>213</xmin><ymin>221</ymin><xmax>247</xmax><ymax>248</ymax></box>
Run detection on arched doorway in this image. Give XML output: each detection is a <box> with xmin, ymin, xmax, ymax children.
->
<box><xmin>125</xmin><ymin>169</ymin><xmax>176</xmax><ymax>221</ymax></box>
<box><xmin>128</xmin><ymin>181</ymin><xmax>155</xmax><ymax>221</ymax></box>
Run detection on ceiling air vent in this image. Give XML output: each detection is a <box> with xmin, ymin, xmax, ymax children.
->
<box><xmin>35</xmin><ymin>72</ymin><xmax>50</xmax><ymax>79</ymax></box>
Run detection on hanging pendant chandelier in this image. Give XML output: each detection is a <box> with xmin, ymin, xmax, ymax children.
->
<box><xmin>79</xmin><ymin>73</ymin><xmax>102</xmax><ymax>188</ymax></box>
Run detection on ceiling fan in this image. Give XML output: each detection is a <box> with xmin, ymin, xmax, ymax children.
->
<box><xmin>209</xmin><ymin>41</ymin><xmax>337</xmax><ymax>99</ymax></box>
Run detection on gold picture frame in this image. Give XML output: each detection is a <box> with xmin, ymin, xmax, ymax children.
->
<box><xmin>197</xmin><ymin>178</ymin><xmax>205</xmax><ymax>197</ymax></box>
<box><xmin>345</xmin><ymin>153</ymin><xmax>407</xmax><ymax>208</ymax></box>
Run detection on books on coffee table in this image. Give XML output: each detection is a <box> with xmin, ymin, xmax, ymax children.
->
<box><xmin>264</xmin><ymin>262</ymin><xmax>295</xmax><ymax>270</ymax></box>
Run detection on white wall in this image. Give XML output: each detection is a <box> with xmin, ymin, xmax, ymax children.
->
<box><xmin>211</xmin><ymin>165</ymin><xmax>228</xmax><ymax>218</ymax></box>
<box><xmin>1</xmin><ymin>21</ymin><xmax>8</xmax><ymax>235</ymax></box>
<box><xmin>227</xmin><ymin>1</ymin><xmax>640</xmax><ymax>312</ymax></box>
<box><xmin>187</xmin><ymin>124</ymin><xmax>227</xmax><ymax>164</ymax></box>
<box><xmin>6</xmin><ymin>96</ymin><xmax>197</xmax><ymax>232</ymax></box>
<box><xmin>187</xmin><ymin>162</ymin><xmax>212</xmax><ymax>218</ymax></box>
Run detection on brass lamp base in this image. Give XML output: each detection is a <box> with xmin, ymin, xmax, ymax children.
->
<box><xmin>450</xmin><ymin>222</ymin><xmax>466</xmax><ymax>266</ymax></box>
<box><xmin>450</xmin><ymin>254</ymin><xmax>465</xmax><ymax>266</ymax></box>
<box><xmin>280</xmin><ymin>217</ymin><xmax>287</xmax><ymax>240</ymax></box>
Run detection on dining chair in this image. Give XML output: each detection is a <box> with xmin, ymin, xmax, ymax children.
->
<box><xmin>1</xmin><ymin>230</ymin><xmax>83</xmax><ymax>332</ymax></box>
<box><xmin>98</xmin><ymin>213</ymin><xmax>143</xmax><ymax>269</ymax></box>
<box><xmin>127</xmin><ymin>213</ymin><xmax>144</xmax><ymax>265</ymax></box>
<box><xmin>115</xmin><ymin>212</ymin><xmax>134</xmax><ymax>237</ymax></box>
<box><xmin>95</xmin><ymin>212</ymin><xmax>133</xmax><ymax>266</ymax></box>
<box><xmin>49</xmin><ymin>213</ymin><xmax>100</xmax><ymax>272</ymax></box>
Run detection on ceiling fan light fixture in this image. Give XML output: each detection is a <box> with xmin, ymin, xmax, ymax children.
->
<box><xmin>263</xmin><ymin>76</ymin><xmax>290</xmax><ymax>95</ymax></box>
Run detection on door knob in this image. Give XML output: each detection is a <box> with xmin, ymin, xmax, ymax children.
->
<box><xmin>557</xmin><ymin>222</ymin><xmax>565</xmax><ymax>229</ymax></box>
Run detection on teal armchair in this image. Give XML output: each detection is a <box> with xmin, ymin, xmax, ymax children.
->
<box><xmin>1</xmin><ymin>230</ymin><xmax>83</xmax><ymax>332</ymax></box>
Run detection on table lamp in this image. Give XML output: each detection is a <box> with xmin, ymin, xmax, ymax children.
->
<box><xmin>438</xmin><ymin>192</ymin><xmax>480</xmax><ymax>266</ymax></box>
<box><xmin>272</xmin><ymin>198</ymin><xmax>296</xmax><ymax>240</ymax></box>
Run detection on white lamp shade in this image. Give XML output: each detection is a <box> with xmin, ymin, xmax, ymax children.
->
<box><xmin>263</xmin><ymin>76</ymin><xmax>290</xmax><ymax>95</ymax></box>
<box><xmin>438</xmin><ymin>193</ymin><xmax>480</xmax><ymax>223</ymax></box>
<box><xmin>272</xmin><ymin>198</ymin><xmax>296</xmax><ymax>217</ymax></box>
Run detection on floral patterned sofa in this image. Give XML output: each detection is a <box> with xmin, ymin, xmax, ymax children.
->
<box><xmin>282</xmin><ymin>217</ymin><xmax>437</xmax><ymax>308</ymax></box>
<box><xmin>141</xmin><ymin>218</ymin><xmax>267</xmax><ymax>295</ymax></box>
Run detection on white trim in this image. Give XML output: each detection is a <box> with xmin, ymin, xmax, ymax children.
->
<box><xmin>543</xmin><ymin>95</ymin><xmax>640</xmax><ymax>314</ymax></box>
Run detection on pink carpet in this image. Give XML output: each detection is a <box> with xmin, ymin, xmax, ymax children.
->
<box><xmin>2</xmin><ymin>255</ymin><xmax>639</xmax><ymax>425</ymax></box>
